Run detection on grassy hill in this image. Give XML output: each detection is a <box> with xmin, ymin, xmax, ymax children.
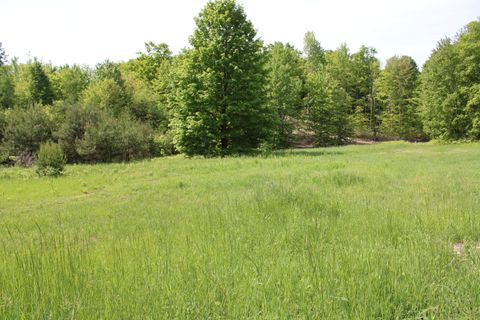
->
<box><xmin>1</xmin><ymin>142</ymin><xmax>480</xmax><ymax>318</ymax></box>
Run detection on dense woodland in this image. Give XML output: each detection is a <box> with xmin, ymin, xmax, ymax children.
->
<box><xmin>0</xmin><ymin>0</ymin><xmax>479</xmax><ymax>164</ymax></box>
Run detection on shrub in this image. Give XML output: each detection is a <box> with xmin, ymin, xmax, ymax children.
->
<box><xmin>36</xmin><ymin>141</ymin><xmax>66</xmax><ymax>176</ymax></box>
<box><xmin>76</xmin><ymin>110</ymin><xmax>151</xmax><ymax>162</ymax></box>
<box><xmin>151</xmin><ymin>131</ymin><xmax>175</xmax><ymax>156</ymax></box>
<box><xmin>2</xmin><ymin>105</ymin><xmax>53</xmax><ymax>154</ymax></box>
<box><xmin>257</xmin><ymin>140</ymin><xmax>275</xmax><ymax>157</ymax></box>
<box><xmin>55</xmin><ymin>104</ymin><xmax>97</xmax><ymax>162</ymax></box>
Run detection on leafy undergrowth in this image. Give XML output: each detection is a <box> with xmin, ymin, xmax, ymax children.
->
<box><xmin>1</xmin><ymin>141</ymin><xmax>480</xmax><ymax>319</ymax></box>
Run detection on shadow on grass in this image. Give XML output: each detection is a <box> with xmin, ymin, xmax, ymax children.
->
<box><xmin>272</xmin><ymin>150</ymin><xmax>345</xmax><ymax>157</ymax></box>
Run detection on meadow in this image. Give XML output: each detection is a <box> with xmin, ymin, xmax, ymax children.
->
<box><xmin>1</xmin><ymin>142</ymin><xmax>480</xmax><ymax>319</ymax></box>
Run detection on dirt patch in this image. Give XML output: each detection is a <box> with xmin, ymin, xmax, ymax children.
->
<box><xmin>453</xmin><ymin>241</ymin><xmax>480</xmax><ymax>256</ymax></box>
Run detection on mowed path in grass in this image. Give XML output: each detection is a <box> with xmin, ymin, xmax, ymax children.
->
<box><xmin>1</xmin><ymin>142</ymin><xmax>480</xmax><ymax>319</ymax></box>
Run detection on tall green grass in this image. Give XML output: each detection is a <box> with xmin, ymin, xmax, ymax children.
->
<box><xmin>1</xmin><ymin>142</ymin><xmax>480</xmax><ymax>318</ymax></box>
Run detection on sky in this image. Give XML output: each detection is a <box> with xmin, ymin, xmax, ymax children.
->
<box><xmin>1</xmin><ymin>0</ymin><xmax>479</xmax><ymax>67</ymax></box>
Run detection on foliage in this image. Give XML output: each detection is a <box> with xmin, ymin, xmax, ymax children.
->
<box><xmin>150</xmin><ymin>131</ymin><xmax>175</xmax><ymax>156</ymax></box>
<box><xmin>2</xmin><ymin>105</ymin><xmax>53</xmax><ymax>154</ymax></box>
<box><xmin>82</xmin><ymin>78</ymin><xmax>130</xmax><ymax>116</ymax></box>
<box><xmin>126</xmin><ymin>42</ymin><xmax>172</xmax><ymax>85</ymax></box>
<box><xmin>305</xmin><ymin>71</ymin><xmax>352</xmax><ymax>146</ymax></box>
<box><xmin>75</xmin><ymin>110</ymin><xmax>151</xmax><ymax>162</ymax></box>
<box><xmin>123</xmin><ymin>71</ymin><xmax>169</xmax><ymax>130</ymax></box>
<box><xmin>351</xmin><ymin>46</ymin><xmax>381</xmax><ymax>138</ymax></box>
<box><xmin>420</xmin><ymin>21</ymin><xmax>480</xmax><ymax>140</ymax></box>
<box><xmin>303</xmin><ymin>31</ymin><xmax>325</xmax><ymax>71</ymax></box>
<box><xmin>0</xmin><ymin>65</ymin><xmax>15</xmax><ymax>108</ymax></box>
<box><xmin>29</xmin><ymin>60</ymin><xmax>55</xmax><ymax>105</ymax></box>
<box><xmin>265</xmin><ymin>42</ymin><xmax>304</xmax><ymax>147</ymax></box>
<box><xmin>50</xmin><ymin>64</ymin><xmax>90</xmax><ymax>104</ymax></box>
<box><xmin>55</xmin><ymin>104</ymin><xmax>97</xmax><ymax>162</ymax></box>
<box><xmin>377</xmin><ymin>55</ymin><xmax>424</xmax><ymax>140</ymax></box>
<box><xmin>36</xmin><ymin>141</ymin><xmax>66</xmax><ymax>176</ymax></box>
<box><xmin>0</xmin><ymin>42</ymin><xmax>6</xmax><ymax>66</ymax></box>
<box><xmin>171</xmin><ymin>0</ymin><xmax>273</xmax><ymax>156</ymax></box>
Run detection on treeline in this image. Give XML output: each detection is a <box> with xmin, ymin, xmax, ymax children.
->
<box><xmin>0</xmin><ymin>0</ymin><xmax>479</xmax><ymax>163</ymax></box>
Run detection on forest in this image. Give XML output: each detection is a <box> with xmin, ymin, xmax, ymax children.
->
<box><xmin>0</xmin><ymin>0</ymin><xmax>479</xmax><ymax>166</ymax></box>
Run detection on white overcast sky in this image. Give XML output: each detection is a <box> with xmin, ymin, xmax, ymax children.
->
<box><xmin>1</xmin><ymin>0</ymin><xmax>479</xmax><ymax>67</ymax></box>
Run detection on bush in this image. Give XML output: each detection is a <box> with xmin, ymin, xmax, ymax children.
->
<box><xmin>76</xmin><ymin>110</ymin><xmax>151</xmax><ymax>162</ymax></box>
<box><xmin>55</xmin><ymin>104</ymin><xmax>97</xmax><ymax>162</ymax></box>
<box><xmin>36</xmin><ymin>141</ymin><xmax>66</xmax><ymax>176</ymax></box>
<box><xmin>257</xmin><ymin>140</ymin><xmax>275</xmax><ymax>157</ymax></box>
<box><xmin>151</xmin><ymin>132</ymin><xmax>175</xmax><ymax>156</ymax></box>
<box><xmin>2</xmin><ymin>105</ymin><xmax>53</xmax><ymax>154</ymax></box>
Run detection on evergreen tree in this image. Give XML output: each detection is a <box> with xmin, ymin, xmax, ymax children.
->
<box><xmin>0</xmin><ymin>65</ymin><xmax>15</xmax><ymax>108</ymax></box>
<box><xmin>29</xmin><ymin>60</ymin><xmax>54</xmax><ymax>105</ymax></box>
<box><xmin>171</xmin><ymin>0</ymin><xmax>272</xmax><ymax>156</ymax></box>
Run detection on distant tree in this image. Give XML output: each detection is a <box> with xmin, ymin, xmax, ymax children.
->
<box><xmin>95</xmin><ymin>60</ymin><xmax>126</xmax><ymax>88</ymax></box>
<box><xmin>303</xmin><ymin>31</ymin><xmax>325</xmax><ymax>72</ymax></box>
<box><xmin>420</xmin><ymin>20</ymin><xmax>480</xmax><ymax>140</ymax></box>
<box><xmin>0</xmin><ymin>42</ymin><xmax>6</xmax><ymax>66</ymax></box>
<box><xmin>82</xmin><ymin>78</ymin><xmax>129</xmax><ymax>115</ymax></box>
<box><xmin>305</xmin><ymin>71</ymin><xmax>352</xmax><ymax>146</ymax></box>
<box><xmin>28</xmin><ymin>60</ymin><xmax>55</xmax><ymax>105</ymax></box>
<box><xmin>83</xmin><ymin>61</ymin><xmax>131</xmax><ymax>114</ymax></box>
<box><xmin>171</xmin><ymin>0</ymin><xmax>272</xmax><ymax>156</ymax></box>
<box><xmin>377</xmin><ymin>55</ymin><xmax>424</xmax><ymax>140</ymax></box>
<box><xmin>50</xmin><ymin>64</ymin><xmax>90</xmax><ymax>104</ymax></box>
<box><xmin>0</xmin><ymin>65</ymin><xmax>15</xmax><ymax>108</ymax></box>
<box><xmin>325</xmin><ymin>44</ymin><xmax>357</xmax><ymax>100</ymax></box>
<box><xmin>351</xmin><ymin>46</ymin><xmax>381</xmax><ymax>138</ymax></box>
<box><xmin>420</xmin><ymin>38</ymin><xmax>461</xmax><ymax>139</ymax></box>
<box><xmin>266</xmin><ymin>42</ymin><xmax>304</xmax><ymax>147</ymax></box>
<box><xmin>457</xmin><ymin>21</ymin><xmax>480</xmax><ymax>139</ymax></box>
<box><xmin>123</xmin><ymin>71</ymin><xmax>169</xmax><ymax>130</ymax></box>
<box><xmin>127</xmin><ymin>42</ymin><xmax>172</xmax><ymax>85</ymax></box>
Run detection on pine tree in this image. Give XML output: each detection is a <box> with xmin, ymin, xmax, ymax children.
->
<box><xmin>29</xmin><ymin>60</ymin><xmax>54</xmax><ymax>105</ymax></box>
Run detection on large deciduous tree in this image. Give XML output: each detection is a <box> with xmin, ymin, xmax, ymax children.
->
<box><xmin>420</xmin><ymin>20</ymin><xmax>480</xmax><ymax>140</ymax></box>
<box><xmin>351</xmin><ymin>46</ymin><xmax>381</xmax><ymax>138</ymax></box>
<box><xmin>377</xmin><ymin>55</ymin><xmax>424</xmax><ymax>140</ymax></box>
<box><xmin>171</xmin><ymin>0</ymin><xmax>272</xmax><ymax>156</ymax></box>
<box><xmin>304</xmin><ymin>71</ymin><xmax>352</xmax><ymax>146</ymax></box>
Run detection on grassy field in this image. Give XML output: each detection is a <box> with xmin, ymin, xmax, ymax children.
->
<box><xmin>1</xmin><ymin>142</ymin><xmax>480</xmax><ymax>319</ymax></box>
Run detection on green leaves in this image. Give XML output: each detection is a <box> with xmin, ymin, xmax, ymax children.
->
<box><xmin>171</xmin><ymin>0</ymin><xmax>272</xmax><ymax>156</ymax></box>
<box><xmin>265</xmin><ymin>42</ymin><xmax>304</xmax><ymax>148</ymax></box>
<box><xmin>377</xmin><ymin>55</ymin><xmax>424</xmax><ymax>140</ymax></box>
<box><xmin>305</xmin><ymin>71</ymin><xmax>352</xmax><ymax>146</ymax></box>
<box><xmin>420</xmin><ymin>20</ymin><xmax>480</xmax><ymax>140</ymax></box>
